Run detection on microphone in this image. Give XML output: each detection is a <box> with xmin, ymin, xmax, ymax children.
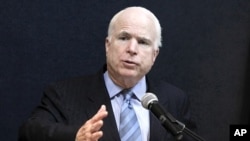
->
<box><xmin>141</xmin><ymin>92</ymin><xmax>184</xmax><ymax>140</ymax></box>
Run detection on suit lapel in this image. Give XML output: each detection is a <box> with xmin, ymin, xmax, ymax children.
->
<box><xmin>149</xmin><ymin>113</ymin><xmax>165</xmax><ymax>140</ymax></box>
<box><xmin>85</xmin><ymin>70</ymin><xmax>121</xmax><ymax>141</ymax></box>
<box><xmin>147</xmin><ymin>77</ymin><xmax>171</xmax><ymax>141</ymax></box>
<box><xmin>147</xmin><ymin>77</ymin><xmax>174</xmax><ymax>141</ymax></box>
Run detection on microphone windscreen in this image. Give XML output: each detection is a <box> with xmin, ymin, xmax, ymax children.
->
<box><xmin>141</xmin><ymin>92</ymin><xmax>158</xmax><ymax>109</ymax></box>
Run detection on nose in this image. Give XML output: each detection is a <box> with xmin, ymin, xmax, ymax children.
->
<box><xmin>127</xmin><ymin>39</ymin><xmax>138</xmax><ymax>55</ymax></box>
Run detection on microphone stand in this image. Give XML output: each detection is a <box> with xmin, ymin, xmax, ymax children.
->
<box><xmin>175</xmin><ymin>120</ymin><xmax>206</xmax><ymax>141</ymax></box>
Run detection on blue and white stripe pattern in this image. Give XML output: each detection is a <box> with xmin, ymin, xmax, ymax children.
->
<box><xmin>119</xmin><ymin>90</ymin><xmax>142</xmax><ymax>141</ymax></box>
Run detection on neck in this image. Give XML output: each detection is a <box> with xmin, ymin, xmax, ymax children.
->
<box><xmin>107</xmin><ymin>72</ymin><xmax>141</xmax><ymax>89</ymax></box>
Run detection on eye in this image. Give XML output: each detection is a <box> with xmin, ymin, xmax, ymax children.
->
<box><xmin>119</xmin><ymin>35</ymin><xmax>130</xmax><ymax>41</ymax></box>
<box><xmin>138</xmin><ymin>39</ymin><xmax>150</xmax><ymax>45</ymax></box>
<box><xmin>138</xmin><ymin>40</ymin><xmax>147</xmax><ymax>45</ymax></box>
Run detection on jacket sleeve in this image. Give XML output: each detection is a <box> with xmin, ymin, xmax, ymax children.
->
<box><xmin>18</xmin><ymin>84</ymin><xmax>79</xmax><ymax>141</ymax></box>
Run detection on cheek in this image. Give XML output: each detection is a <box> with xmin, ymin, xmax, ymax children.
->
<box><xmin>140</xmin><ymin>52</ymin><xmax>157</xmax><ymax>71</ymax></box>
<box><xmin>107</xmin><ymin>46</ymin><xmax>122</xmax><ymax>63</ymax></box>
<box><xmin>143</xmin><ymin>51</ymin><xmax>156</xmax><ymax>63</ymax></box>
<box><xmin>110</xmin><ymin>44</ymin><xmax>127</xmax><ymax>58</ymax></box>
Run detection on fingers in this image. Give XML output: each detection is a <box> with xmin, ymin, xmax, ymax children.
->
<box><xmin>76</xmin><ymin>105</ymin><xmax>108</xmax><ymax>141</ymax></box>
<box><xmin>98</xmin><ymin>105</ymin><xmax>106</xmax><ymax>113</ymax></box>
<box><xmin>76</xmin><ymin>131</ymin><xmax>103</xmax><ymax>141</ymax></box>
<box><xmin>87</xmin><ymin>116</ymin><xmax>104</xmax><ymax>133</ymax></box>
<box><xmin>90</xmin><ymin>105</ymin><xmax>108</xmax><ymax>123</ymax></box>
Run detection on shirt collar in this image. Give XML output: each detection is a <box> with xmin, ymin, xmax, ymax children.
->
<box><xmin>103</xmin><ymin>71</ymin><xmax>147</xmax><ymax>101</ymax></box>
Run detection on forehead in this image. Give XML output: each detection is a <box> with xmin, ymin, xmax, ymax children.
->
<box><xmin>113</xmin><ymin>10</ymin><xmax>157</xmax><ymax>40</ymax></box>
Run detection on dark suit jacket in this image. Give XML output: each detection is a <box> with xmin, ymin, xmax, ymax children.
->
<box><xmin>19</xmin><ymin>67</ymin><xmax>195</xmax><ymax>141</ymax></box>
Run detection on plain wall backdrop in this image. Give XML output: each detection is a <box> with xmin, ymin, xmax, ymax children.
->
<box><xmin>0</xmin><ymin>0</ymin><xmax>249</xmax><ymax>141</ymax></box>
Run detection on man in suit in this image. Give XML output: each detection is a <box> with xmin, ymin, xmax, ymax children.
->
<box><xmin>19</xmin><ymin>6</ymin><xmax>195</xmax><ymax>141</ymax></box>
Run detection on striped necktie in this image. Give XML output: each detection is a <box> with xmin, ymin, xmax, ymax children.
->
<box><xmin>119</xmin><ymin>90</ymin><xmax>142</xmax><ymax>141</ymax></box>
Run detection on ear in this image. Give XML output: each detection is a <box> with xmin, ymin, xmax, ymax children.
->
<box><xmin>105</xmin><ymin>37</ymin><xmax>110</xmax><ymax>54</ymax></box>
<box><xmin>152</xmin><ymin>48</ymin><xmax>159</xmax><ymax>62</ymax></box>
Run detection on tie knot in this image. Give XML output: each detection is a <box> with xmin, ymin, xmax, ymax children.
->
<box><xmin>121</xmin><ymin>89</ymin><xmax>133</xmax><ymax>103</ymax></box>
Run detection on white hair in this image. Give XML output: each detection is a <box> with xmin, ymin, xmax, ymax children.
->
<box><xmin>107</xmin><ymin>6</ymin><xmax>162</xmax><ymax>49</ymax></box>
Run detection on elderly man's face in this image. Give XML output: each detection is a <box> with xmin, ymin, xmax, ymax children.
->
<box><xmin>105</xmin><ymin>10</ymin><xmax>159</xmax><ymax>84</ymax></box>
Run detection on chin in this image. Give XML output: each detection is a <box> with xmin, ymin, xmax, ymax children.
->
<box><xmin>119</xmin><ymin>71</ymin><xmax>140</xmax><ymax>80</ymax></box>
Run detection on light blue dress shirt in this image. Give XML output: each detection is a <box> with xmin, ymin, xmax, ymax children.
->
<box><xmin>103</xmin><ymin>71</ymin><xmax>150</xmax><ymax>141</ymax></box>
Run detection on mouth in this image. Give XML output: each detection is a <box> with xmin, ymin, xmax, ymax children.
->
<box><xmin>122</xmin><ymin>60</ymin><xmax>138</xmax><ymax>66</ymax></box>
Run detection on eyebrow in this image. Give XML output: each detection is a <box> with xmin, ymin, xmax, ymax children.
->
<box><xmin>118</xmin><ymin>31</ymin><xmax>153</xmax><ymax>44</ymax></box>
<box><xmin>118</xmin><ymin>31</ymin><xmax>130</xmax><ymax>37</ymax></box>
